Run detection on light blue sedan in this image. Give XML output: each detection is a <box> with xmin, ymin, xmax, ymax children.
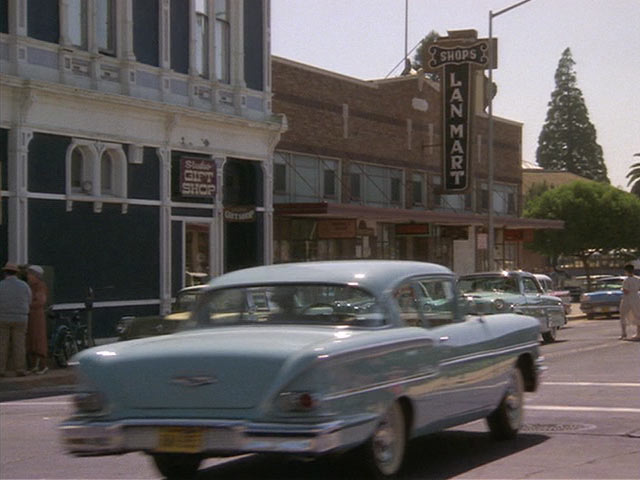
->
<box><xmin>458</xmin><ymin>270</ymin><xmax>566</xmax><ymax>343</ymax></box>
<box><xmin>60</xmin><ymin>261</ymin><xmax>543</xmax><ymax>479</ymax></box>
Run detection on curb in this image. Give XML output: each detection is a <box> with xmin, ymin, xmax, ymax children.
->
<box><xmin>0</xmin><ymin>368</ymin><xmax>76</xmax><ymax>401</ymax></box>
<box><xmin>0</xmin><ymin>338</ymin><xmax>118</xmax><ymax>402</ymax></box>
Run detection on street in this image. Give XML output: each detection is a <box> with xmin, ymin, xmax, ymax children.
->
<box><xmin>1</xmin><ymin>316</ymin><xmax>639</xmax><ymax>480</ymax></box>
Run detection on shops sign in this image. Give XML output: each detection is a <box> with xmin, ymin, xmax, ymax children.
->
<box><xmin>180</xmin><ymin>157</ymin><xmax>216</xmax><ymax>197</ymax></box>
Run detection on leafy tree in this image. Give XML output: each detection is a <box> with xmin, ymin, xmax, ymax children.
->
<box><xmin>627</xmin><ymin>152</ymin><xmax>640</xmax><ymax>195</ymax></box>
<box><xmin>523</xmin><ymin>181</ymin><xmax>552</xmax><ymax>209</ymax></box>
<box><xmin>524</xmin><ymin>181</ymin><xmax>640</xmax><ymax>286</ymax></box>
<box><xmin>536</xmin><ymin>48</ymin><xmax>609</xmax><ymax>183</ymax></box>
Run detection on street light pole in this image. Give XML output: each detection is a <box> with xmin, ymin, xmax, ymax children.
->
<box><xmin>487</xmin><ymin>0</ymin><xmax>532</xmax><ymax>270</ymax></box>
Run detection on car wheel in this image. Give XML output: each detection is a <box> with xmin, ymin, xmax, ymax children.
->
<box><xmin>361</xmin><ymin>400</ymin><xmax>407</xmax><ymax>478</ymax></box>
<box><xmin>487</xmin><ymin>367</ymin><xmax>524</xmax><ymax>440</ymax></box>
<box><xmin>151</xmin><ymin>453</ymin><xmax>202</xmax><ymax>480</ymax></box>
<box><xmin>542</xmin><ymin>326</ymin><xmax>558</xmax><ymax>343</ymax></box>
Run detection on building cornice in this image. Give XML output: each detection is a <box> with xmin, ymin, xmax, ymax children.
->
<box><xmin>0</xmin><ymin>73</ymin><xmax>285</xmax><ymax>134</ymax></box>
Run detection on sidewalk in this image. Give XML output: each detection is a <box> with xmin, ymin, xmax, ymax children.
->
<box><xmin>0</xmin><ymin>337</ymin><xmax>118</xmax><ymax>402</ymax></box>
<box><xmin>1</xmin><ymin>308</ymin><xmax>588</xmax><ymax>402</ymax></box>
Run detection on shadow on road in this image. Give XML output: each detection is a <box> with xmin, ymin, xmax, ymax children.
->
<box><xmin>195</xmin><ymin>430</ymin><xmax>549</xmax><ymax>479</ymax></box>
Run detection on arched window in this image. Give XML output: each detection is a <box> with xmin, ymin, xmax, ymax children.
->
<box><xmin>66</xmin><ymin>140</ymin><xmax>127</xmax><ymax>201</ymax></box>
<box><xmin>101</xmin><ymin>150</ymin><xmax>114</xmax><ymax>195</ymax></box>
<box><xmin>71</xmin><ymin>148</ymin><xmax>84</xmax><ymax>191</ymax></box>
<box><xmin>68</xmin><ymin>143</ymin><xmax>95</xmax><ymax>194</ymax></box>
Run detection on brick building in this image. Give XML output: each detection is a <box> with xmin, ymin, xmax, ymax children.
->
<box><xmin>271</xmin><ymin>55</ymin><xmax>561</xmax><ymax>273</ymax></box>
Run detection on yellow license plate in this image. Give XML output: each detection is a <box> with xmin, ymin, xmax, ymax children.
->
<box><xmin>156</xmin><ymin>427</ymin><xmax>204</xmax><ymax>453</ymax></box>
<box><xmin>594</xmin><ymin>306</ymin><xmax>611</xmax><ymax>312</ymax></box>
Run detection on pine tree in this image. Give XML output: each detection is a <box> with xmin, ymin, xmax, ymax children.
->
<box><xmin>536</xmin><ymin>48</ymin><xmax>609</xmax><ymax>182</ymax></box>
<box><xmin>412</xmin><ymin>30</ymin><xmax>440</xmax><ymax>80</ymax></box>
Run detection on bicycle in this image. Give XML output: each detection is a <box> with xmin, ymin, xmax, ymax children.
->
<box><xmin>48</xmin><ymin>309</ymin><xmax>90</xmax><ymax>368</ymax></box>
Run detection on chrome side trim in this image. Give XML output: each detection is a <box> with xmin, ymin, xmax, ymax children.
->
<box><xmin>440</xmin><ymin>341</ymin><xmax>539</xmax><ymax>368</ymax></box>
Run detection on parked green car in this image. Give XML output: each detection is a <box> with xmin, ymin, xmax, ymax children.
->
<box><xmin>60</xmin><ymin>261</ymin><xmax>543</xmax><ymax>479</ymax></box>
<box><xmin>458</xmin><ymin>270</ymin><xmax>566</xmax><ymax>343</ymax></box>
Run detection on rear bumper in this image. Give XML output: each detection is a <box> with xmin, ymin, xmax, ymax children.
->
<box><xmin>59</xmin><ymin>415</ymin><xmax>377</xmax><ymax>457</ymax></box>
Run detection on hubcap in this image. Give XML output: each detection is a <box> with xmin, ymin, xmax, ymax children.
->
<box><xmin>372</xmin><ymin>403</ymin><xmax>405</xmax><ymax>475</ymax></box>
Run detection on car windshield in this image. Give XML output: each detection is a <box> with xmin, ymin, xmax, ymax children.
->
<box><xmin>458</xmin><ymin>275</ymin><xmax>519</xmax><ymax>294</ymax></box>
<box><xmin>186</xmin><ymin>283</ymin><xmax>385</xmax><ymax>329</ymax></box>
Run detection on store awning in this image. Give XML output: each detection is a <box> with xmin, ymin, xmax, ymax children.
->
<box><xmin>274</xmin><ymin>202</ymin><xmax>564</xmax><ymax>230</ymax></box>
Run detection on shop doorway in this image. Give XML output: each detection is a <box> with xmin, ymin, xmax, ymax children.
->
<box><xmin>223</xmin><ymin>158</ymin><xmax>264</xmax><ymax>272</ymax></box>
<box><xmin>184</xmin><ymin>223</ymin><xmax>210</xmax><ymax>286</ymax></box>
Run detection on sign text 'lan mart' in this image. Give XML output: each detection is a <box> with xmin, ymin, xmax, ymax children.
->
<box><xmin>426</xmin><ymin>37</ymin><xmax>492</xmax><ymax>193</ymax></box>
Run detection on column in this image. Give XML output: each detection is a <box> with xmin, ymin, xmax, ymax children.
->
<box><xmin>7</xmin><ymin>0</ymin><xmax>28</xmax><ymax>77</ymax></box>
<box><xmin>157</xmin><ymin>147</ymin><xmax>172</xmax><ymax>314</ymax></box>
<box><xmin>119</xmin><ymin>0</ymin><xmax>138</xmax><ymax>94</ymax></box>
<box><xmin>262</xmin><ymin>159</ymin><xmax>273</xmax><ymax>265</ymax></box>
<box><xmin>7</xmin><ymin>128</ymin><xmax>33</xmax><ymax>264</ymax></box>
<box><xmin>212</xmin><ymin>157</ymin><xmax>226</xmax><ymax>275</ymax></box>
<box><xmin>231</xmin><ymin>0</ymin><xmax>246</xmax><ymax>115</ymax></box>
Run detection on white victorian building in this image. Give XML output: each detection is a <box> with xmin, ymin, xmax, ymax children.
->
<box><xmin>0</xmin><ymin>0</ymin><xmax>285</xmax><ymax>336</ymax></box>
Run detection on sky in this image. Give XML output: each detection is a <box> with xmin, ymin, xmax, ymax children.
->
<box><xmin>271</xmin><ymin>0</ymin><xmax>640</xmax><ymax>191</ymax></box>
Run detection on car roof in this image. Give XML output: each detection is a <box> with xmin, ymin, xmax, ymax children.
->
<box><xmin>178</xmin><ymin>285</ymin><xmax>208</xmax><ymax>294</ymax></box>
<box><xmin>534</xmin><ymin>274</ymin><xmax>552</xmax><ymax>282</ymax></box>
<box><xmin>459</xmin><ymin>270</ymin><xmax>535</xmax><ymax>279</ymax></box>
<box><xmin>206</xmin><ymin>260</ymin><xmax>453</xmax><ymax>296</ymax></box>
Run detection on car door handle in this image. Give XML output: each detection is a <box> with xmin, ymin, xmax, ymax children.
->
<box><xmin>439</xmin><ymin>336</ymin><xmax>450</xmax><ymax>343</ymax></box>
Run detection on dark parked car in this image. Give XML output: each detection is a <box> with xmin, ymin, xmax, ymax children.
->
<box><xmin>579</xmin><ymin>276</ymin><xmax>624</xmax><ymax>319</ymax></box>
<box><xmin>115</xmin><ymin>285</ymin><xmax>206</xmax><ymax>340</ymax></box>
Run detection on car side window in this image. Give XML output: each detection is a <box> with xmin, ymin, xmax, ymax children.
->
<box><xmin>522</xmin><ymin>278</ymin><xmax>541</xmax><ymax>294</ymax></box>
<box><xmin>393</xmin><ymin>282</ymin><xmax>422</xmax><ymax>327</ymax></box>
<box><xmin>416</xmin><ymin>278</ymin><xmax>456</xmax><ymax>327</ymax></box>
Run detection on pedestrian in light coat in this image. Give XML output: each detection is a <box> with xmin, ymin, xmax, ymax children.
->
<box><xmin>620</xmin><ymin>264</ymin><xmax>640</xmax><ymax>340</ymax></box>
<box><xmin>0</xmin><ymin>262</ymin><xmax>33</xmax><ymax>376</ymax></box>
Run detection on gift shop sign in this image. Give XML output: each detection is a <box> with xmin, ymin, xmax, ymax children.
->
<box><xmin>224</xmin><ymin>206</ymin><xmax>256</xmax><ymax>222</ymax></box>
<box><xmin>180</xmin><ymin>157</ymin><xmax>216</xmax><ymax>197</ymax></box>
<box><xmin>426</xmin><ymin>38</ymin><xmax>492</xmax><ymax>193</ymax></box>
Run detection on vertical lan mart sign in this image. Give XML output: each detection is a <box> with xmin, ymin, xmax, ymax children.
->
<box><xmin>428</xmin><ymin>40</ymin><xmax>492</xmax><ymax>192</ymax></box>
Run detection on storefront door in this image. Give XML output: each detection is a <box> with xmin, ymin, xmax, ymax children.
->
<box><xmin>185</xmin><ymin>223</ymin><xmax>210</xmax><ymax>286</ymax></box>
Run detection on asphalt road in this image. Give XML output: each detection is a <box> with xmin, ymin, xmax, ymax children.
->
<box><xmin>1</xmin><ymin>317</ymin><xmax>638</xmax><ymax>480</ymax></box>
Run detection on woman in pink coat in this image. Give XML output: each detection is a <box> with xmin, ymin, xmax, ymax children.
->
<box><xmin>26</xmin><ymin>265</ymin><xmax>49</xmax><ymax>374</ymax></box>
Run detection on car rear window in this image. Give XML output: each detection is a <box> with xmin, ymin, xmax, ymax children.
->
<box><xmin>187</xmin><ymin>283</ymin><xmax>385</xmax><ymax>329</ymax></box>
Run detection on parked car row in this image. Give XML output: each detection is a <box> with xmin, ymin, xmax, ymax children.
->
<box><xmin>458</xmin><ymin>270</ymin><xmax>566</xmax><ymax>343</ymax></box>
<box><xmin>60</xmin><ymin>261</ymin><xmax>544</xmax><ymax>479</ymax></box>
<box><xmin>116</xmin><ymin>269</ymin><xmax>570</xmax><ymax>345</ymax></box>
